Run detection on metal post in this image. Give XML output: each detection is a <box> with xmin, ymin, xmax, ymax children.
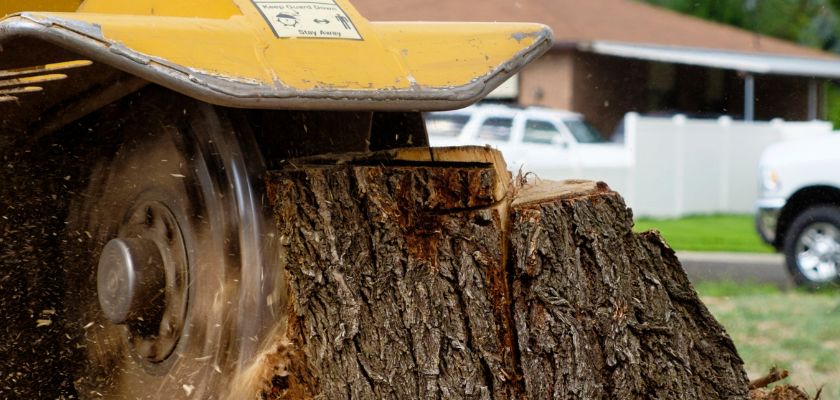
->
<box><xmin>744</xmin><ymin>73</ymin><xmax>755</xmax><ymax>121</ymax></box>
<box><xmin>807</xmin><ymin>78</ymin><xmax>818</xmax><ymax>120</ymax></box>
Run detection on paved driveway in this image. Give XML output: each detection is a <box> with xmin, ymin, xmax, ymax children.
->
<box><xmin>677</xmin><ymin>251</ymin><xmax>793</xmax><ymax>289</ymax></box>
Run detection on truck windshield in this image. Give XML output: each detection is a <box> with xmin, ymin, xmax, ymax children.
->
<box><xmin>477</xmin><ymin>117</ymin><xmax>514</xmax><ymax>141</ymax></box>
<box><xmin>565</xmin><ymin>120</ymin><xmax>606</xmax><ymax>143</ymax></box>
<box><xmin>425</xmin><ymin>114</ymin><xmax>470</xmax><ymax>137</ymax></box>
<box><xmin>523</xmin><ymin>120</ymin><xmax>562</xmax><ymax>144</ymax></box>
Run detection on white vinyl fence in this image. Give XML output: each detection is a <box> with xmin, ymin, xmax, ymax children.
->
<box><xmin>617</xmin><ymin>113</ymin><xmax>832</xmax><ymax>218</ymax></box>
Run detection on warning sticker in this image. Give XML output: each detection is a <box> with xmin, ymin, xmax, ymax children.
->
<box><xmin>252</xmin><ymin>0</ymin><xmax>363</xmax><ymax>40</ymax></box>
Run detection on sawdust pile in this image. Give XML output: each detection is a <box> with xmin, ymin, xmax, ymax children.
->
<box><xmin>748</xmin><ymin>367</ymin><xmax>821</xmax><ymax>400</ymax></box>
<box><xmin>750</xmin><ymin>385</ymin><xmax>816</xmax><ymax>400</ymax></box>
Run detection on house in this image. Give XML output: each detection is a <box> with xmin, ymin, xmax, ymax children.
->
<box><xmin>352</xmin><ymin>0</ymin><xmax>840</xmax><ymax>136</ymax></box>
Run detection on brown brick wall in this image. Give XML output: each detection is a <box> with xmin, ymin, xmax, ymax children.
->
<box><xmin>514</xmin><ymin>49</ymin><xmax>822</xmax><ymax>137</ymax></box>
<box><xmin>518</xmin><ymin>50</ymin><xmax>574</xmax><ymax>109</ymax></box>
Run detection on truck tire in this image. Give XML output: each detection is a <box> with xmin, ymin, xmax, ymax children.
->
<box><xmin>783</xmin><ymin>205</ymin><xmax>840</xmax><ymax>288</ymax></box>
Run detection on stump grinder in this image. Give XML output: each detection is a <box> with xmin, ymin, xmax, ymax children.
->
<box><xmin>0</xmin><ymin>0</ymin><xmax>551</xmax><ymax>398</ymax></box>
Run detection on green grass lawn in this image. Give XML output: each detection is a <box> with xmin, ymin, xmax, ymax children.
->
<box><xmin>634</xmin><ymin>214</ymin><xmax>774</xmax><ymax>253</ymax></box>
<box><xmin>698</xmin><ymin>282</ymin><xmax>840</xmax><ymax>398</ymax></box>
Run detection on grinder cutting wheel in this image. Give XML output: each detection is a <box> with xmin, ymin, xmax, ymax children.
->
<box><xmin>0</xmin><ymin>1</ymin><xmax>551</xmax><ymax>398</ymax></box>
<box><xmin>65</xmin><ymin>91</ymin><xmax>286</xmax><ymax>397</ymax></box>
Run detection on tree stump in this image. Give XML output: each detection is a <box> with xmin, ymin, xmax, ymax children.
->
<box><xmin>509</xmin><ymin>181</ymin><xmax>747</xmax><ymax>399</ymax></box>
<box><xmin>250</xmin><ymin>146</ymin><xmax>749</xmax><ymax>399</ymax></box>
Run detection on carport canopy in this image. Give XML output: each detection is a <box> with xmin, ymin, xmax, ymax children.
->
<box><xmin>582</xmin><ymin>41</ymin><xmax>840</xmax><ymax>79</ymax></box>
<box><xmin>580</xmin><ymin>41</ymin><xmax>840</xmax><ymax>120</ymax></box>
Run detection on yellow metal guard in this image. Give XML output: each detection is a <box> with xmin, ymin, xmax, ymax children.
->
<box><xmin>0</xmin><ymin>0</ymin><xmax>552</xmax><ymax>110</ymax></box>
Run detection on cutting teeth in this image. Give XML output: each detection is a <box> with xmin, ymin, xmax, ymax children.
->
<box><xmin>0</xmin><ymin>60</ymin><xmax>92</xmax><ymax>78</ymax></box>
<box><xmin>0</xmin><ymin>73</ymin><xmax>67</xmax><ymax>88</ymax></box>
<box><xmin>0</xmin><ymin>87</ymin><xmax>43</xmax><ymax>103</ymax></box>
<box><xmin>0</xmin><ymin>60</ymin><xmax>91</xmax><ymax>102</ymax></box>
<box><xmin>0</xmin><ymin>86</ymin><xmax>43</xmax><ymax>95</ymax></box>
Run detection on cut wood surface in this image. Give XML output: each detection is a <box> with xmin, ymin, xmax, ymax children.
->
<box><xmin>258</xmin><ymin>146</ymin><xmax>750</xmax><ymax>399</ymax></box>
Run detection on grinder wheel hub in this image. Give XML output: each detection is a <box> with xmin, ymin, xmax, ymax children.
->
<box><xmin>96</xmin><ymin>201</ymin><xmax>189</xmax><ymax>364</ymax></box>
<box><xmin>97</xmin><ymin>238</ymin><xmax>165</xmax><ymax>325</ymax></box>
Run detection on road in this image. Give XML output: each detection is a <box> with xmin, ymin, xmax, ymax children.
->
<box><xmin>676</xmin><ymin>251</ymin><xmax>793</xmax><ymax>289</ymax></box>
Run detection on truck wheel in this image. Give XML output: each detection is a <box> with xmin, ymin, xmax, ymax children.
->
<box><xmin>783</xmin><ymin>206</ymin><xmax>840</xmax><ymax>287</ymax></box>
<box><xmin>64</xmin><ymin>88</ymin><xmax>284</xmax><ymax>398</ymax></box>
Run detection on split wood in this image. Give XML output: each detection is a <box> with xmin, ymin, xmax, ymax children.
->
<box><xmin>255</xmin><ymin>146</ymin><xmax>750</xmax><ymax>399</ymax></box>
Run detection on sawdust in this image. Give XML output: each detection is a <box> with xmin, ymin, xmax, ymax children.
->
<box><xmin>748</xmin><ymin>367</ymin><xmax>822</xmax><ymax>400</ymax></box>
<box><xmin>750</xmin><ymin>385</ymin><xmax>818</xmax><ymax>400</ymax></box>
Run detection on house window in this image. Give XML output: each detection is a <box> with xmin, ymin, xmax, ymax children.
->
<box><xmin>477</xmin><ymin>117</ymin><xmax>513</xmax><ymax>141</ymax></box>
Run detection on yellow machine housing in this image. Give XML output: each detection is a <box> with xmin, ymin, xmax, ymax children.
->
<box><xmin>0</xmin><ymin>0</ymin><xmax>552</xmax><ymax>113</ymax></box>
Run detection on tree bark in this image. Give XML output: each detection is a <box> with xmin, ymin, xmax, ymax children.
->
<box><xmin>257</xmin><ymin>147</ymin><xmax>749</xmax><ymax>399</ymax></box>
<box><xmin>509</xmin><ymin>181</ymin><xmax>748</xmax><ymax>399</ymax></box>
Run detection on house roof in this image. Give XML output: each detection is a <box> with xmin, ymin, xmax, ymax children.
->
<box><xmin>352</xmin><ymin>0</ymin><xmax>840</xmax><ymax>62</ymax></box>
<box><xmin>586</xmin><ymin>42</ymin><xmax>840</xmax><ymax>78</ymax></box>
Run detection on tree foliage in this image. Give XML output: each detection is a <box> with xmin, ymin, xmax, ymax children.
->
<box><xmin>643</xmin><ymin>0</ymin><xmax>840</xmax><ymax>51</ymax></box>
<box><xmin>643</xmin><ymin>0</ymin><xmax>840</xmax><ymax>126</ymax></box>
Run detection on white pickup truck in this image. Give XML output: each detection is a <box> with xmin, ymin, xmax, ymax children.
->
<box><xmin>425</xmin><ymin>104</ymin><xmax>632</xmax><ymax>188</ymax></box>
<box><xmin>756</xmin><ymin>134</ymin><xmax>840</xmax><ymax>287</ymax></box>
